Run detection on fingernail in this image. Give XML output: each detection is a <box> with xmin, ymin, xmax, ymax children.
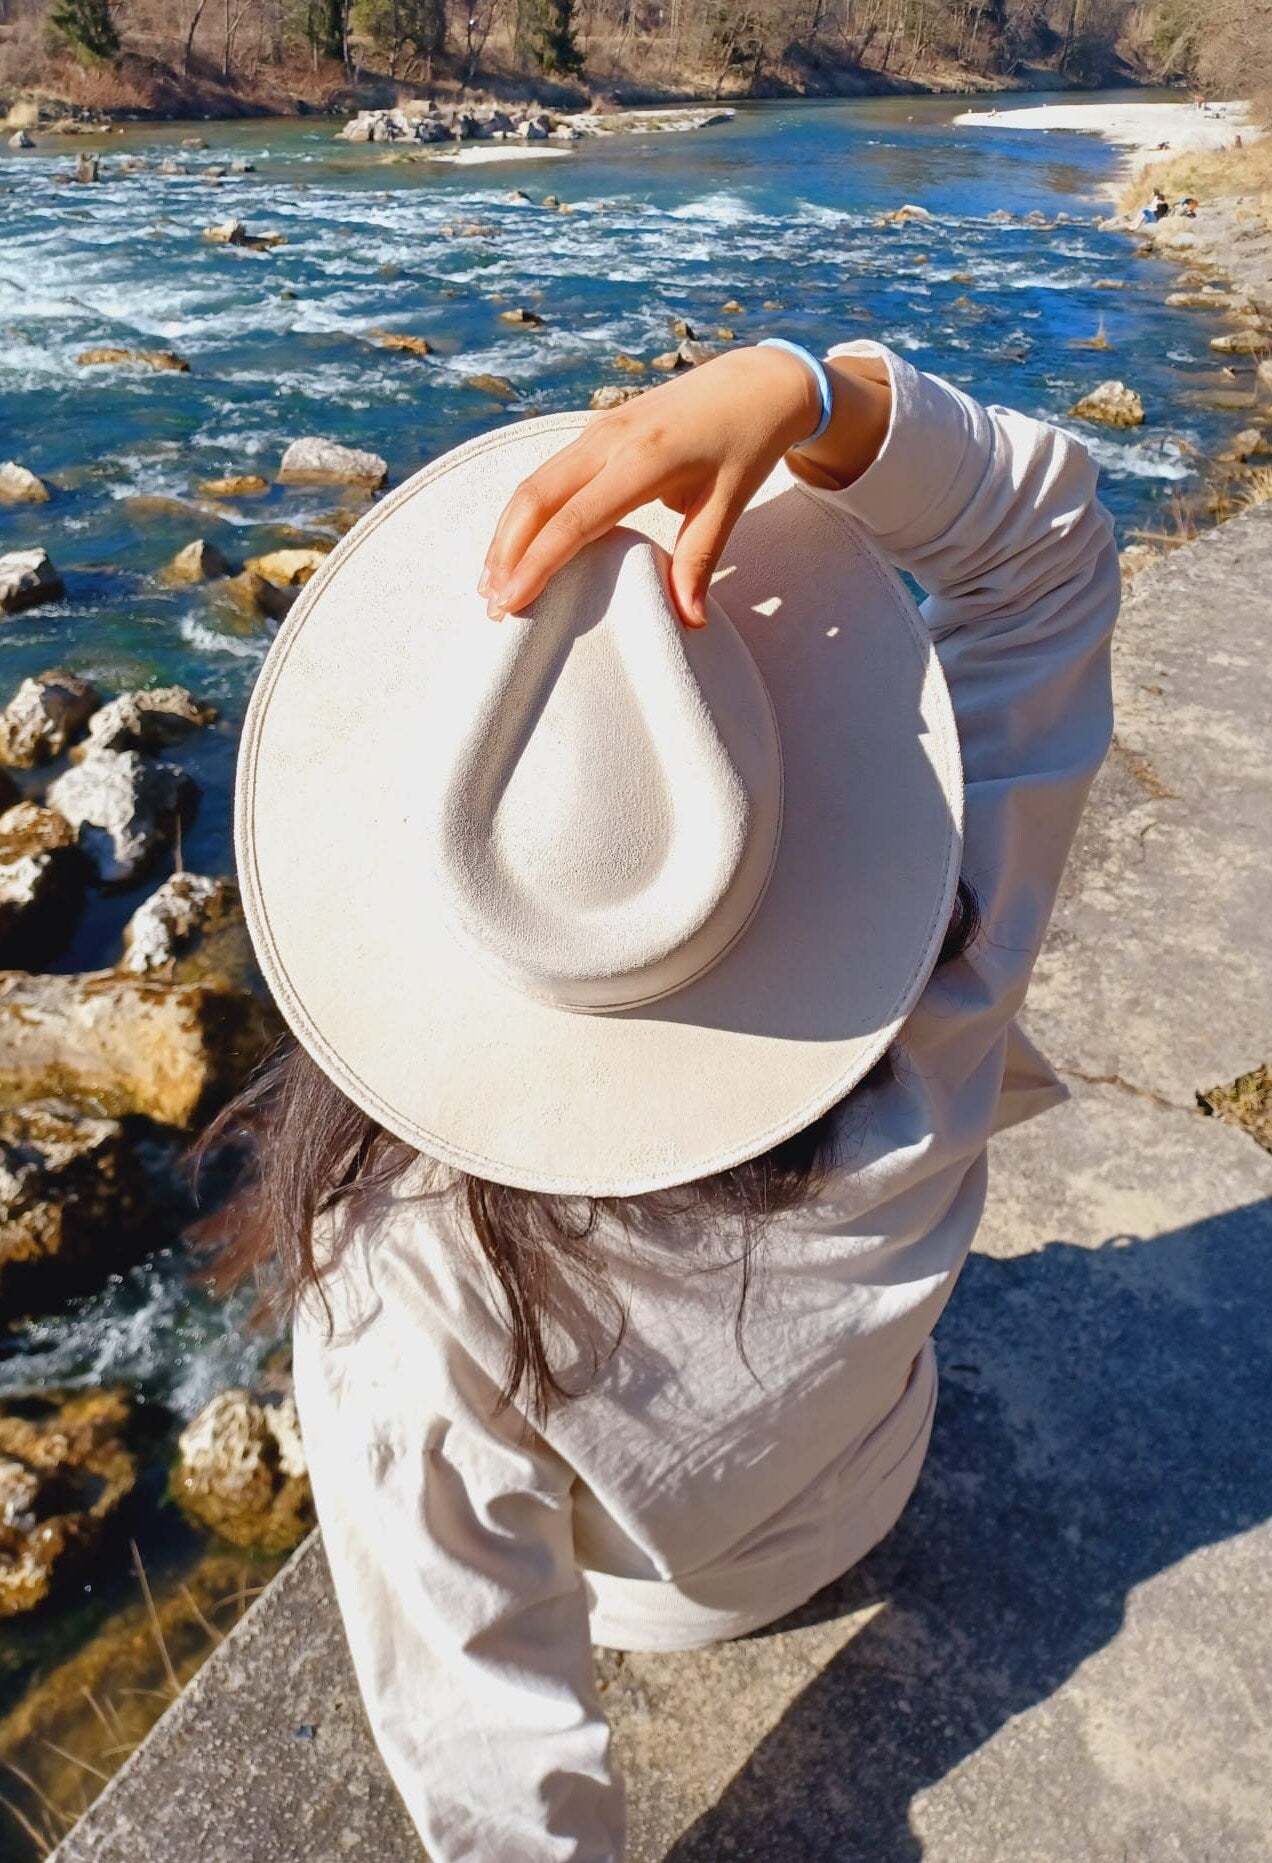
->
<box><xmin>477</xmin><ymin>568</ymin><xmax>491</xmax><ymax>598</ymax></box>
<box><xmin>487</xmin><ymin>593</ymin><xmax>508</xmax><ymax>621</ymax></box>
<box><xmin>683</xmin><ymin>609</ymin><xmax>708</xmax><ymax>630</ymax></box>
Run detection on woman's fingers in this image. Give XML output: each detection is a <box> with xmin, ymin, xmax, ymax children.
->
<box><xmin>481</xmin><ymin>437</ymin><xmax>601</xmax><ymax>613</ymax></box>
<box><xmin>669</xmin><ymin>482</ymin><xmax>744</xmax><ymax>628</ymax></box>
<box><xmin>490</xmin><ymin>476</ymin><xmax>634</xmax><ymax>620</ymax></box>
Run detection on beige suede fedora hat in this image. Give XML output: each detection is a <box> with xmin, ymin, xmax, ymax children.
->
<box><xmin>235</xmin><ymin>411</ymin><xmax>963</xmax><ymax>1197</ymax></box>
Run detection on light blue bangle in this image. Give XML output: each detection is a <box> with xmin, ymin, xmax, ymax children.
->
<box><xmin>757</xmin><ymin>337</ymin><xmax>833</xmax><ymax>448</ymax></box>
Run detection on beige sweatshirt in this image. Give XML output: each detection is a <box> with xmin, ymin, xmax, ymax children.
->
<box><xmin>290</xmin><ymin>342</ymin><xmax>1120</xmax><ymax>1861</ymax></box>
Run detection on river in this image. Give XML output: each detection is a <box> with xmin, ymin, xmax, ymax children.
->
<box><xmin>0</xmin><ymin>85</ymin><xmax>1242</xmax><ymax>1845</ymax></box>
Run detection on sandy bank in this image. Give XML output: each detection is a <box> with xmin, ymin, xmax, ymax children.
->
<box><xmin>420</xmin><ymin>144</ymin><xmax>572</xmax><ymax>166</ymax></box>
<box><xmin>954</xmin><ymin>98</ymin><xmax>1255</xmax><ymax>156</ymax></box>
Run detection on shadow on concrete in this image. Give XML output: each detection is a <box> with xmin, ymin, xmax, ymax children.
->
<box><xmin>664</xmin><ymin>1194</ymin><xmax>1272</xmax><ymax>1862</ymax></box>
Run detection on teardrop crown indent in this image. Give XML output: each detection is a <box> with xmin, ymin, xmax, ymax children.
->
<box><xmin>434</xmin><ymin>530</ymin><xmax>784</xmax><ymax>1012</ymax></box>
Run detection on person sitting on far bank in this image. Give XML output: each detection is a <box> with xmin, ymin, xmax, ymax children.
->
<box><xmin>210</xmin><ymin>334</ymin><xmax>1118</xmax><ymax>1861</ymax></box>
<box><xmin>1141</xmin><ymin>187</ymin><xmax>1170</xmax><ymax>222</ymax></box>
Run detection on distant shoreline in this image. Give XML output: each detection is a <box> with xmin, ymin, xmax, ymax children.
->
<box><xmin>954</xmin><ymin>97</ymin><xmax>1254</xmax><ymax>164</ymax></box>
<box><xmin>3</xmin><ymin>72</ymin><xmax>1159</xmax><ymax>136</ymax></box>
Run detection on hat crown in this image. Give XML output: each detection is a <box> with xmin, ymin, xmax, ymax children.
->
<box><xmin>435</xmin><ymin>530</ymin><xmax>783</xmax><ymax>1012</ymax></box>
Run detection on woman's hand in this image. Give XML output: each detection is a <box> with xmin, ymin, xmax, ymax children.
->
<box><xmin>479</xmin><ymin>344</ymin><xmax>890</xmax><ymax>629</ymax></box>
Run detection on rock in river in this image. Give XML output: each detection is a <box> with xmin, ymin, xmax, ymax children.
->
<box><xmin>0</xmin><ymin>804</ymin><xmax>88</xmax><ymax>967</ymax></box>
<box><xmin>77</xmin><ymin>347</ymin><xmax>190</xmax><ymax>372</ymax></box>
<box><xmin>120</xmin><ymin>872</ymin><xmax>242</xmax><ymax>977</ymax></box>
<box><xmin>0</xmin><ymin>548</ymin><xmax>64</xmax><ymax>617</ymax></box>
<box><xmin>82</xmin><ymin>684</ymin><xmax>218</xmax><ymax>755</ymax></box>
<box><xmin>164</xmin><ymin>538</ymin><xmax>232</xmax><ymax>583</ymax></box>
<box><xmin>1069</xmin><ymin>380</ymin><xmax>1145</xmax><ymax>427</ymax></box>
<box><xmin>0</xmin><ymin>1389</ymin><xmax>137</xmax><ymax>1615</ymax></box>
<box><xmin>0</xmin><ymin>968</ymin><xmax>279</xmax><ymax>1127</ymax></box>
<box><xmin>0</xmin><ymin>1102</ymin><xmax>147</xmax><ymax>1322</ymax></box>
<box><xmin>198</xmin><ymin>473</ymin><xmax>269</xmax><ymax>498</ymax></box>
<box><xmin>277</xmin><ymin>436</ymin><xmax>388</xmax><ymax>488</ymax></box>
<box><xmin>243</xmin><ymin>546</ymin><xmax>330</xmax><ymax>588</ymax></box>
<box><xmin>370</xmin><ymin>329</ymin><xmax>433</xmax><ymax>357</ymax></box>
<box><xmin>0</xmin><ymin>669</ymin><xmax>98</xmax><ymax>767</ymax></box>
<box><xmin>174</xmin><ymin>1389</ymin><xmax>312</xmax><ymax>1554</ymax></box>
<box><xmin>591</xmin><ymin>384</ymin><xmax>646</xmax><ymax>410</ymax></box>
<box><xmin>0</xmin><ymin>461</ymin><xmax>50</xmax><ymax>503</ymax></box>
<box><xmin>466</xmin><ymin>373</ymin><xmax>519</xmax><ymax>400</ymax></box>
<box><xmin>46</xmin><ymin>749</ymin><xmax>196</xmax><ymax>887</ymax></box>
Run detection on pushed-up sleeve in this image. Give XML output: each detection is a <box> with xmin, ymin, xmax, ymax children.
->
<box><xmin>808</xmin><ymin>340</ymin><xmax>1119</xmax><ymax>1076</ymax></box>
<box><xmin>290</xmin><ymin>1225</ymin><xmax>623</xmax><ymax>1863</ymax></box>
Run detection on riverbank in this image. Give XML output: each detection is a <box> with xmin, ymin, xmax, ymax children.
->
<box><xmin>959</xmin><ymin>95</ymin><xmax>1272</xmax><ymax>568</ymax></box>
<box><xmin>47</xmin><ymin>500</ymin><xmax>1272</xmax><ymax>1863</ymax></box>
<box><xmin>954</xmin><ymin>95</ymin><xmax>1255</xmax><ymax>157</ymax></box>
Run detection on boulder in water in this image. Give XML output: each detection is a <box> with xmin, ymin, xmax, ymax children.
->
<box><xmin>0</xmin><ymin>805</ymin><xmax>88</xmax><ymax>967</ymax></box>
<box><xmin>120</xmin><ymin>873</ymin><xmax>243</xmax><ymax>978</ymax></box>
<box><xmin>678</xmin><ymin>339</ymin><xmax>716</xmax><ymax>367</ymax></box>
<box><xmin>46</xmin><ymin>749</ymin><xmax>196</xmax><ymax>887</ymax></box>
<box><xmin>0</xmin><ymin>1105</ymin><xmax>147</xmax><ymax>1323</ymax></box>
<box><xmin>1069</xmin><ymin>380</ymin><xmax>1145</xmax><ymax>428</ymax></box>
<box><xmin>369</xmin><ymin>329</ymin><xmax>433</xmax><ymax>356</ymax></box>
<box><xmin>0</xmin><ymin>968</ymin><xmax>279</xmax><ymax>1128</ymax></box>
<box><xmin>244</xmin><ymin>546</ymin><xmax>330</xmax><ymax>588</ymax></box>
<box><xmin>1223</xmin><ymin>427</ymin><xmax>1267</xmax><ymax>462</ymax></box>
<box><xmin>466</xmin><ymin>373</ymin><xmax>518</xmax><ymax>400</ymax></box>
<box><xmin>277</xmin><ymin>437</ymin><xmax>388</xmax><ymax>488</ymax></box>
<box><xmin>1210</xmin><ymin>330</ymin><xmax>1270</xmax><ymax>356</ymax></box>
<box><xmin>223</xmin><ymin>570</ymin><xmax>297</xmax><ymax>622</ymax></box>
<box><xmin>173</xmin><ymin>1389</ymin><xmax>313</xmax><ymax>1554</ymax></box>
<box><xmin>0</xmin><ymin>549</ymin><xmax>64</xmax><ymax>617</ymax></box>
<box><xmin>8</xmin><ymin>130</ymin><xmax>33</xmax><ymax>150</ymax></box>
<box><xmin>0</xmin><ymin>461</ymin><xmax>50</xmax><ymax>503</ymax></box>
<box><xmin>203</xmin><ymin>219</ymin><xmax>248</xmax><ymax>245</ymax></box>
<box><xmin>612</xmin><ymin>354</ymin><xmax>646</xmax><ymax>373</ymax></box>
<box><xmin>591</xmin><ymin>384</ymin><xmax>647</xmax><ymax>410</ymax></box>
<box><xmin>77</xmin><ymin>347</ymin><xmax>190</xmax><ymax>372</ymax></box>
<box><xmin>82</xmin><ymin>685</ymin><xmax>218</xmax><ymax>756</ymax></box>
<box><xmin>885</xmin><ymin>203</ymin><xmax>933</xmax><ymax>224</ymax></box>
<box><xmin>500</xmin><ymin>306</ymin><xmax>545</xmax><ymax>327</ymax></box>
<box><xmin>650</xmin><ymin>349</ymin><xmax>687</xmax><ymax>372</ymax></box>
<box><xmin>164</xmin><ymin>538</ymin><xmax>232</xmax><ymax>583</ymax></box>
<box><xmin>73</xmin><ymin>153</ymin><xmax>99</xmax><ymax>184</ymax></box>
<box><xmin>0</xmin><ymin>1389</ymin><xmax>137</xmax><ymax>1615</ymax></box>
<box><xmin>0</xmin><ymin>670</ymin><xmax>98</xmax><ymax>767</ymax></box>
<box><xmin>198</xmin><ymin>473</ymin><xmax>269</xmax><ymax>498</ymax></box>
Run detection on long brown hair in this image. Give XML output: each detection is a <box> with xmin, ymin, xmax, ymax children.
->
<box><xmin>193</xmin><ymin>879</ymin><xmax>980</xmax><ymax>1423</ymax></box>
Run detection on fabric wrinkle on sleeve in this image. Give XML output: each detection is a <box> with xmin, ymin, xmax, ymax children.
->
<box><xmin>290</xmin><ymin>1237</ymin><xmax>625</xmax><ymax>1863</ymax></box>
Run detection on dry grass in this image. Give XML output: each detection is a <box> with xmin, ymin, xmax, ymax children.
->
<box><xmin>1236</xmin><ymin>463</ymin><xmax>1272</xmax><ymax>507</ymax></box>
<box><xmin>0</xmin><ymin>1545</ymin><xmax>276</xmax><ymax>1861</ymax></box>
<box><xmin>1198</xmin><ymin>1063</ymin><xmax>1272</xmax><ymax>1152</ymax></box>
<box><xmin>1117</xmin><ymin>138</ymin><xmax>1272</xmax><ymax>220</ymax></box>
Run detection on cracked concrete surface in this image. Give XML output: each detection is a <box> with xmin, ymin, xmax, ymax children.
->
<box><xmin>52</xmin><ymin>509</ymin><xmax>1272</xmax><ymax>1862</ymax></box>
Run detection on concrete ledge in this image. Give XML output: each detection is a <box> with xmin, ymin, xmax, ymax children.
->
<box><xmin>54</xmin><ymin>508</ymin><xmax>1272</xmax><ymax>1862</ymax></box>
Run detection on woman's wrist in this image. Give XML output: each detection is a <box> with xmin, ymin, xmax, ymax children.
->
<box><xmin>740</xmin><ymin>343</ymin><xmax>826</xmax><ymax>455</ymax></box>
<box><xmin>785</xmin><ymin>353</ymin><xmax>893</xmax><ymax>492</ymax></box>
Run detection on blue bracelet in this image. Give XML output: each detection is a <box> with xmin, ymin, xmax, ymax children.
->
<box><xmin>757</xmin><ymin>337</ymin><xmax>833</xmax><ymax>448</ymax></box>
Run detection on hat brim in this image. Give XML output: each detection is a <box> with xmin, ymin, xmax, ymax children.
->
<box><xmin>235</xmin><ymin>413</ymin><xmax>963</xmax><ymax>1197</ymax></box>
